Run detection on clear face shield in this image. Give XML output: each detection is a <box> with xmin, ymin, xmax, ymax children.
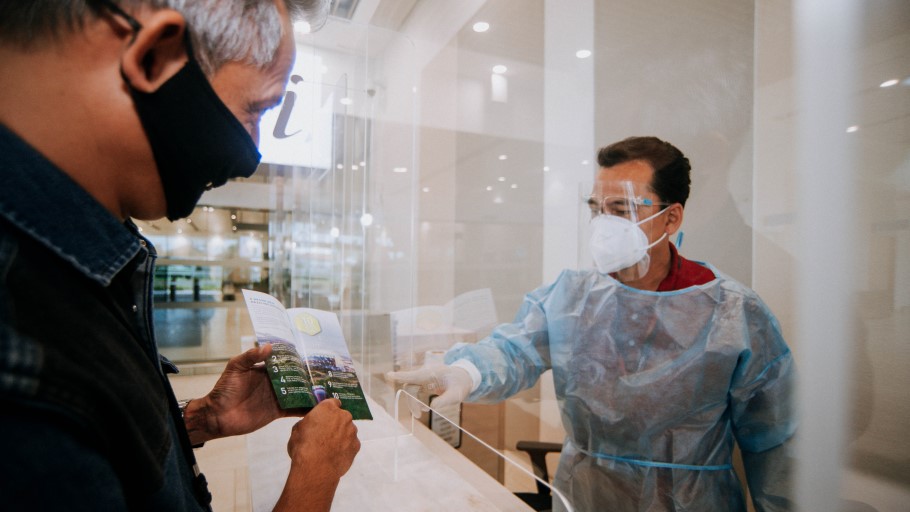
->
<box><xmin>585</xmin><ymin>180</ymin><xmax>669</xmax><ymax>282</ymax></box>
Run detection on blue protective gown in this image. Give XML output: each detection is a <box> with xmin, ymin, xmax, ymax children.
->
<box><xmin>445</xmin><ymin>267</ymin><xmax>795</xmax><ymax>512</ymax></box>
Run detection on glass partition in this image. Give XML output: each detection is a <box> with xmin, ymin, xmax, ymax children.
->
<box><xmin>754</xmin><ymin>1</ymin><xmax>910</xmax><ymax>510</ymax></box>
<box><xmin>156</xmin><ymin>1</ymin><xmax>910</xmax><ymax>510</ymax></box>
<box><xmin>146</xmin><ymin>19</ymin><xmax>419</xmax><ymax>414</ymax></box>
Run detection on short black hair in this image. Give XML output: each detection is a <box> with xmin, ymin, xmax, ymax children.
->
<box><xmin>596</xmin><ymin>136</ymin><xmax>691</xmax><ymax>207</ymax></box>
<box><xmin>0</xmin><ymin>2</ymin><xmax>95</xmax><ymax>48</ymax></box>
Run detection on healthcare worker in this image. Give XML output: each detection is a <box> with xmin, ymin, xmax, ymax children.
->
<box><xmin>388</xmin><ymin>136</ymin><xmax>796</xmax><ymax>512</ymax></box>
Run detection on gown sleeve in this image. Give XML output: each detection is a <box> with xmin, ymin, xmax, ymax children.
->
<box><xmin>444</xmin><ymin>274</ymin><xmax>563</xmax><ymax>404</ymax></box>
<box><xmin>729</xmin><ymin>295</ymin><xmax>798</xmax><ymax>512</ymax></box>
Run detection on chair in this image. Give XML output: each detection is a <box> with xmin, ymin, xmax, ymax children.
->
<box><xmin>514</xmin><ymin>440</ymin><xmax>563</xmax><ymax>511</ymax></box>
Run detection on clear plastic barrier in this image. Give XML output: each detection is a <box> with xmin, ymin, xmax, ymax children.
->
<box><xmin>160</xmin><ymin>1</ymin><xmax>910</xmax><ymax>510</ymax></box>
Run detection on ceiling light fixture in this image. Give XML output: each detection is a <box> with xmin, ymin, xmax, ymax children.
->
<box><xmin>492</xmin><ymin>65</ymin><xmax>507</xmax><ymax>74</ymax></box>
<box><xmin>293</xmin><ymin>21</ymin><xmax>311</xmax><ymax>34</ymax></box>
<box><xmin>846</xmin><ymin>125</ymin><xmax>859</xmax><ymax>133</ymax></box>
<box><xmin>473</xmin><ymin>21</ymin><xmax>490</xmax><ymax>33</ymax></box>
<box><xmin>576</xmin><ymin>49</ymin><xmax>592</xmax><ymax>59</ymax></box>
<box><xmin>880</xmin><ymin>79</ymin><xmax>899</xmax><ymax>88</ymax></box>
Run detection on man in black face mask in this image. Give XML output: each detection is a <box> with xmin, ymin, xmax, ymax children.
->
<box><xmin>0</xmin><ymin>1</ymin><xmax>360</xmax><ymax>510</ymax></box>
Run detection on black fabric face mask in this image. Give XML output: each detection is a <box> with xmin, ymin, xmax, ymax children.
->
<box><xmin>128</xmin><ymin>41</ymin><xmax>262</xmax><ymax>221</ymax></box>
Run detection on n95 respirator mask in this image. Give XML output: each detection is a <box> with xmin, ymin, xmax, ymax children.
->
<box><xmin>589</xmin><ymin>209</ymin><xmax>668</xmax><ymax>276</ymax></box>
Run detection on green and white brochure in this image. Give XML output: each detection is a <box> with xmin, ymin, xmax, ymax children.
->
<box><xmin>241</xmin><ymin>289</ymin><xmax>372</xmax><ymax>420</ymax></box>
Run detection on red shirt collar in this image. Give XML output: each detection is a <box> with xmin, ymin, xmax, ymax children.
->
<box><xmin>656</xmin><ymin>243</ymin><xmax>716</xmax><ymax>292</ymax></box>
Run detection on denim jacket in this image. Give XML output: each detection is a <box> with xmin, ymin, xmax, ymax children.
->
<box><xmin>0</xmin><ymin>123</ymin><xmax>210</xmax><ymax>510</ymax></box>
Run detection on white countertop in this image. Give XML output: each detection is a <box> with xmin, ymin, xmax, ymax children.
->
<box><xmin>246</xmin><ymin>395</ymin><xmax>534</xmax><ymax>511</ymax></box>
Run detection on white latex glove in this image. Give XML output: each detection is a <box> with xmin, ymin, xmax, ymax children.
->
<box><xmin>385</xmin><ymin>365</ymin><xmax>474</xmax><ymax>409</ymax></box>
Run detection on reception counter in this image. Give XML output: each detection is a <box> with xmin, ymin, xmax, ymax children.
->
<box><xmin>246</xmin><ymin>394</ymin><xmax>534</xmax><ymax>511</ymax></box>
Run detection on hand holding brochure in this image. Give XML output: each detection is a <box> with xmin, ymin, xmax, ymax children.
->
<box><xmin>242</xmin><ymin>289</ymin><xmax>372</xmax><ymax>420</ymax></box>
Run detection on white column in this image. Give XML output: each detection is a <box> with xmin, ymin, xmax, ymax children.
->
<box><xmin>793</xmin><ymin>1</ymin><xmax>859</xmax><ymax>510</ymax></box>
<box><xmin>542</xmin><ymin>0</ymin><xmax>595</xmax><ymax>283</ymax></box>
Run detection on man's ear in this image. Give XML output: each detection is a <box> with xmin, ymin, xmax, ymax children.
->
<box><xmin>121</xmin><ymin>10</ymin><xmax>189</xmax><ymax>93</ymax></box>
<box><xmin>665</xmin><ymin>203</ymin><xmax>684</xmax><ymax>235</ymax></box>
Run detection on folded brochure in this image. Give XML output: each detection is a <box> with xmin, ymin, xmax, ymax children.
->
<box><xmin>242</xmin><ymin>289</ymin><xmax>372</xmax><ymax>420</ymax></box>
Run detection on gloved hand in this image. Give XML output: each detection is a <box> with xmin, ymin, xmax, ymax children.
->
<box><xmin>385</xmin><ymin>365</ymin><xmax>474</xmax><ymax>410</ymax></box>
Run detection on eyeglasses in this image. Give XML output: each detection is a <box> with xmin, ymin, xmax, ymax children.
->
<box><xmin>586</xmin><ymin>195</ymin><xmax>668</xmax><ymax>219</ymax></box>
<box><xmin>93</xmin><ymin>0</ymin><xmax>143</xmax><ymax>40</ymax></box>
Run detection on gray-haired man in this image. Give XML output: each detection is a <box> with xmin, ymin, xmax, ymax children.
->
<box><xmin>0</xmin><ymin>1</ymin><xmax>359</xmax><ymax>510</ymax></box>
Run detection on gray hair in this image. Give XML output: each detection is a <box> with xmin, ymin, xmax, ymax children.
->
<box><xmin>0</xmin><ymin>0</ymin><xmax>329</xmax><ymax>75</ymax></box>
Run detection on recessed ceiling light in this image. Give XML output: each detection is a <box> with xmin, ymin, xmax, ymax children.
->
<box><xmin>846</xmin><ymin>125</ymin><xmax>859</xmax><ymax>133</ymax></box>
<box><xmin>498</xmin><ymin>176</ymin><xmax>506</xmax><ymax>182</ymax></box>
<box><xmin>293</xmin><ymin>21</ymin><xmax>311</xmax><ymax>34</ymax></box>
<box><xmin>880</xmin><ymin>79</ymin><xmax>899</xmax><ymax>88</ymax></box>
<box><xmin>576</xmin><ymin>49</ymin><xmax>592</xmax><ymax>59</ymax></box>
<box><xmin>581</xmin><ymin>160</ymin><xmax>589</xmax><ymax>165</ymax></box>
<box><xmin>511</xmin><ymin>184</ymin><xmax>518</xmax><ymax>189</ymax></box>
<box><xmin>422</xmin><ymin>187</ymin><xmax>430</xmax><ymax>193</ymax></box>
<box><xmin>486</xmin><ymin>186</ymin><xmax>493</xmax><ymax>191</ymax></box>
<box><xmin>473</xmin><ymin>22</ymin><xmax>490</xmax><ymax>33</ymax></box>
<box><xmin>393</xmin><ymin>167</ymin><xmax>408</xmax><ymax>173</ymax></box>
<box><xmin>492</xmin><ymin>65</ymin><xmax>507</xmax><ymax>74</ymax></box>
<box><xmin>498</xmin><ymin>154</ymin><xmax>508</xmax><ymax>160</ymax></box>
<box><xmin>543</xmin><ymin>166</ymin><xmax>550</xmax><ymax>172</ymax></box>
